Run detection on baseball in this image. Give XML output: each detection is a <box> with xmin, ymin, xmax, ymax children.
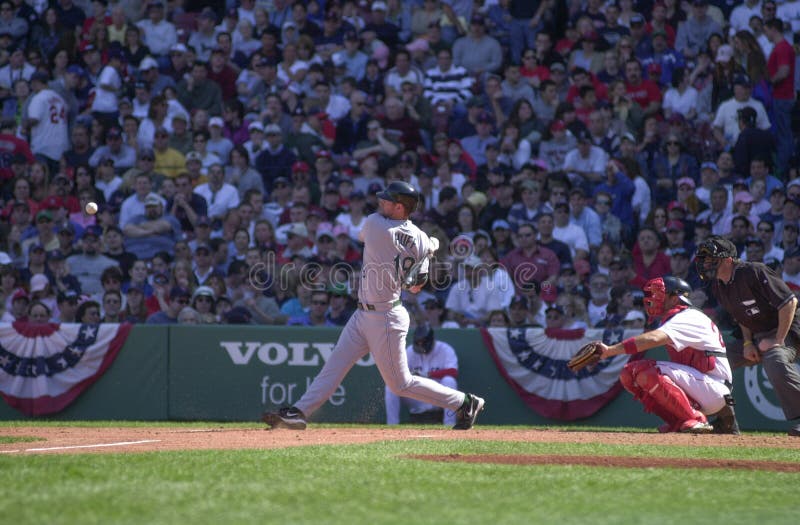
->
<box><xmin>85</xmin><ymin>202</ymin><xmax>98</xmax><ymax>215</ymax></box>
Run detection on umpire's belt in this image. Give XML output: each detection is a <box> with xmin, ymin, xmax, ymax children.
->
<box><xmin>358</xmin><ymin>299</ymin><xmax>402</xmax><ymax>312</ymax></box>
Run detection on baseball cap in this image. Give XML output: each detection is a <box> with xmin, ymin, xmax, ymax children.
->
<box><xmin>248</xmin><ymin>121</ymin><xmax>264</xmax><ymax>133</ymax></box>
<box><xmin>550</xmin><ymin>120</ymin><xmax>567</xmax><ymax>132</ymax></box>
<box><xmin>264</xmin><ymin>123</ymin><xmax>282</xmax><ymax>135</ymax></box>
<box><xmin>371</xmin><ymin>1</ymin><xmax>387</xmax><ymax>11</ymax></box>
<box><xmin>208</xmin><ymin>116</ymin><xmax>224</xmax><ymax>128</ymax></box>
<box><xmin>57</xmin><ymin>289</ymin><xmax>79</xmax><ymax>303</ymax></box>
<box><xmin>733</xmin><ymin>74</ymin><xmax>752</xmax><ymax>86</ymax></box>
<box><xmin>35</xmin><ymin>210</ymin><xmax>53</xmax><ymax>222</ymax></box>
<box><xmin>315</xmin><ymin>149</ymin><xmax>332</xmax><ymax>159</ymax></box>
<box><xmin>199</xmin><ymin>7</ymin><xmax>217</xmax><ymax>21</ymax></box>
<box><xmin>406</xmin><ymin>37</ymin><xmax>429</xmax><ymax>53</ymax></box>
<box><xmin>192</xmin><ymin>285</ymin><xmax>215</xmax><ymax>300</ymax></box>
<box><xmin>194</xmin><ymin>243</ymin><xmax>211</xmax><ymax>254</ymax></box>
<box><xmin>333</xmin><ymin>224</ymin><xmax>350</xmax><ymax>237</ymax></box>
<box><xmin>667</xmin><ymin>201</ymin><xmax>686</xmax><ymax>212</ymax></box>
<box><xmin>30</xmin><ymin>71</ymin><xmax>50</xmax><ymax>84</ymax></box>
<box><xmin>700</xmin><ymin>161</ymin><xmax>718</xmax><ymax>172</ymax></box>
<box><xmin>560</xmin><ymin>262</ymin><xmax>576</xmax><ymax>275</ymax></box>
<box><xmin>286</xmin><ymin>222</ymin><xmax>309</xmax><ymax>238</ymax></box>
<box><xmin>170</xmin><ymin>43</ymin><xmax>188</xmax><ymax>54</ymax></box>
<box><xmin>170</xmin><ymin>286</ymin><xmax>191</xmax><ymax>300</ymax></box>
<box><xmin>716</xmin><ymin>44</ymin><xmax>734</xmax><ymax>63</ymax></box>
<box><xmin>785</xmin><ymin>246</ymin><xmax>800</xmax><ymax>259</ymax></box>
<box><xmin>623</xmin><ymin>310</ymin><xmax>646</xmax><ymax>323</ymax></box>
<box><xmin>734</xmin><ymin>191</ymin><xmax>755</xmax><ymax>204</ymax></box>
<box><xmin>670</xmin><ymin>247</ymin><xmax>690</xmax><ymax>258</ymax></box>
<box><xmin>224</xmin><ymin>306</ymin><xmax>253</xmax><ymax>324</ymax></box>
<box><xmin>677</xmin><ymin>177</ymin><xmax>695</xmax><ymax>188</ymax></box>
<box><xmin>492</xmin><ymin>219</ymin><xmax>510</xmax><ymax>231</ymax></box>
<box><xmin>509</xmin><ymin>295</ymin><xmax>528</xmax><ymax>308</ymax></box>
<box><xmin>30</xmin><ymin>273</ymin><xmax>49</xmax><ymax>293</ymax></box>
<box><xmin>292</xmin><ymin>161</ymin><xmax>310</xmax><ymax>173</ymax></box>
<box><xmin>545</xmin><ymin>304</ymin><xmax>565</xmax><ymax>316</ymax></box>
<box><xmin>621</xmin><ymin>132</ymin><xmax>636</xmax><ymax>143</ymax></box>
<box><xmin>48</xmin><ymin>249</ymin><xmax>66</xmax><ymax>261</ymax></box>
<box><xmin>185</xmin><ymin>151</ymin><xmax>202</xmax><ymax>163</ymax></box>
<box><xmin>140</xmin><ymin>56</ymin><xmax>159</xmax><ymax>70</ymax></box>
<box><xmin>12</xmin><ymin>289</ymin><xmax>29</xmax><ymax>302</ymax></box>
<box><xmin>666</xmin><ymin>220</ymin><xmax>685</xmax><ymax>231</ymax></box>
<box><xmin>575</xmin><ymin>129</ymin><xmax>591</xmax><ymax>143</ymax></box>
<box><xmin>107</xmin><ymin>126</ymin><xmax>122</xmax><ymax>138</ymax></box>
<box><xmin>83</xmin><ymin>225</ymin><xmax>103</xmax><ymax>238</ymax></box>
<box><xmin>28</xmin><ymin>243</ymin><xmax>44</xmax><ymax>254</ymax></box>
<box><xmin>144</xmin><ymin>193</ymin><xmax>162</xmax><ymax>207</ymax></box>
<box><xmin>609</xmin><ymin>255</ymin><xmax>629</xmax><ymax>268</ymax></box>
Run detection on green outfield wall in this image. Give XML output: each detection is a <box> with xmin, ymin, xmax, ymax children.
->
<box><xmin>0</xmin><ymin>325</ymin><xmax>793</xmax><ymax>431</ymax></box>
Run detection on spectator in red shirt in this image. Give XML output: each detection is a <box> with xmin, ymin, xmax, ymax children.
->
<box><xmin>624</xmin><ymin>58</ymin><xmax>662</xmax><ymax>117</ymax></box>
<box><xmin>632</xmin><ymin>227</ymin><xmax>671</xmax><ymax>281</ymax></box>
<box><xmin>764</xmin><ymin>18</ymin><xmax>795</xmax><ymax>172</ymax></box>
<box><xmin>500</xmin><ymin>222</ymin><xmax>560</xmax><ymax>294</ymax></box>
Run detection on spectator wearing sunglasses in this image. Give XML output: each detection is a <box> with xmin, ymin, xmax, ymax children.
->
<box><xmin>146</xmin><ymin>286</ymin><xmax>191</xmax><ymax>324</ymax></box>
<box><xmin>287</xmin><ymin>290</ymin><xmax>338</xmax><ymax>327</ymax></box>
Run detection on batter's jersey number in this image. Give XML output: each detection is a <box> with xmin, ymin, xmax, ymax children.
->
<box><xmin>394</xmin><ymin>254</ymin><xmax>416</xmax><ymax>280</ymax></box>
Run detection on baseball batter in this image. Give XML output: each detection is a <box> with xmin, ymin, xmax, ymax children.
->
<box><xmin>597</xmin><ymin>277</ymin><xmax>739</xmax><ymax>434</ymax></box>
<box><xmin>385</xmin><ymin>324</ymin><xmax>459</xmax><ymax>426</ymax></box>
<box><xmin>263</xmin><ymin>181</ymin><xmax>485</xmax><ymax>430</ymax></box>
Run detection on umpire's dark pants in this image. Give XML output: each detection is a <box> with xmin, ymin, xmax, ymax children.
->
<box><xmin>727</xmin><ymin>333</ymin><xmax>800</xmax><ymax>420</ymax></box>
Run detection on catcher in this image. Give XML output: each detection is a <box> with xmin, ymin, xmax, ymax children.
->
<box><xmin>569</xmin><ymin>276</ymin><xmax>739</xmax><ymax>434</ymax></box>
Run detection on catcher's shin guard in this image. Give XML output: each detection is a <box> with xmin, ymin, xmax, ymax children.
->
<box><xmin>634</xmin><ymin>365</ymin><xmax>710</xmax><ymax>432</ymax></box>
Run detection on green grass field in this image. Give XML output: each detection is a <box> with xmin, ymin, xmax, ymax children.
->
<box><xmin>1</xmin><ymin>422</ymin><xmax>798</xmax><ymax>525</ymax></box>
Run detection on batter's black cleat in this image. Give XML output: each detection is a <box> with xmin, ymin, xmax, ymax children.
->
<box><xmin>711</xmin><ymin>405</ymin><xmax>741</xmax><ymax>435</ymax></box>
<box><xmin>262</xmin><ymin>406</ymin><xmax>307</xmax><ymax>430</ymax></box>
<box><xmin>788</xmin><ymin>422</ymin><xmax>800</xmax><ymax>437</ymax></box>
<box><xmin>453</xmin><ymin>394</ymin><xmax>485</xmax><ymax>430</ymax></box>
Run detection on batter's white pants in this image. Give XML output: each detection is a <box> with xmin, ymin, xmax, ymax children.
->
<box><xmin>295</xmin><ymin>307</ymin><xmax>466</xmax><ymax>418</ymax></box>
<box><xmin>385</xmin><ymin>375</ymin><xmax>458</xmax><ymax>426</ymax></box>
<box><xmin>656</xmin><ymin>361</ymin><xmax>731</xmax><ymax>415</ymax></box>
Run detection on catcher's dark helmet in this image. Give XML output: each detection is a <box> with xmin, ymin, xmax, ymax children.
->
<box><xmin>412</xmin><ymin>323</ymin><xmax>435</xmax><ymax>354</ymax></box>
<box><xmin>695</xmin><ymin>236</ymin><xmax>738</xmax><ymax>281</ymax></box>
<box><xmin>376</xmin><ymin>181</ymin><xmax>420</xmax><ymax>215</ymax></box>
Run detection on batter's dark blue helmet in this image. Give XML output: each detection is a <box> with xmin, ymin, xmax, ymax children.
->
<box><xmin>376</xmin><ymin>181</ymin><xmax>420</xmax><ymax>214</ymax></box>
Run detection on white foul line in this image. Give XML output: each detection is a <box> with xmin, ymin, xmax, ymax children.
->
<box><xmin>3</xmin><ymin>439</ymin><xmax>162</xmax><ymax>453</ymax></box>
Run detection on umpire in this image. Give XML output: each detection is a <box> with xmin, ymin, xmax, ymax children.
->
<box><xmin>695</xmin><ymin>236</ymin><xmax>800</xmax><ymax>436</ymax></box>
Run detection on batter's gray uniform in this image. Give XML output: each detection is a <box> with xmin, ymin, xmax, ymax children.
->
<box><xmin>293</xmin><ymin>212</ymin><xmax>468</xmax><ymax>418</ymax></box>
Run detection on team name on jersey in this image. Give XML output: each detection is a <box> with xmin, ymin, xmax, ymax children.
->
<box><xmin>394</xmin><ymin>231</ymin><xmax>414</xmax><ymax>250</ymax></box>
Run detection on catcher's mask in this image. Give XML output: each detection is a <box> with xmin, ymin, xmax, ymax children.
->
<box><xmin>412</xmin><ymin>323</ymin><xmax>435</xmax><ymax>354</ymax></box>
<box><xmin>642</xmin><ymin>276</ymin><xmax>693</xmax><ymax>318</ymax></box>
<box><xmin>695</xmin><ymin>236</ymin><xmax>738</xmax><ymax>281</ymax></box>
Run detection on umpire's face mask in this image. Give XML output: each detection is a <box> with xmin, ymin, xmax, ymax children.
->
<box><xmin>695</xmin><ymin>255</ymin><xmax>723</xmax><ymax>281</ymax></box>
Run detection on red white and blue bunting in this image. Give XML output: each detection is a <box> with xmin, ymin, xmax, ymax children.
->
<box><xmin>482</xmin><ymin>327</ymin><xmax>640</xmax><ymax>421</ymax></box>
<box><xmin>0</xmin><ymin>322</ymin><xmax>132</xmax><ymax>416</ymax></box>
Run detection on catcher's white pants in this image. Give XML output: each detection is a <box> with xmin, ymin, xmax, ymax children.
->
<box><xmin>295</xmin><ymin>307</ymin><xmax>466</xmax><ymax>418</ymax></box>
<box><xmin>385</xmin><ymin>375</ymin><xmax>458</xmax><ymax>426</ymax></box>
<box><xmin>656</xmin><ymin>361</ymin><xmax>730</xmax><ymax>415</ymax></box>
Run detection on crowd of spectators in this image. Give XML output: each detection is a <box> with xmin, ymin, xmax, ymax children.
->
<box><xmin>0</xmin><ymin>0</ymin><xmax>799</xmax><ymax>329</ymax></box>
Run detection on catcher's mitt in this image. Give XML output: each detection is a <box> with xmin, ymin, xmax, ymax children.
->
<box><xmin>567</xmin><ymin>341</ymin><xmax>603</xmax><ymax>373</ymax></box>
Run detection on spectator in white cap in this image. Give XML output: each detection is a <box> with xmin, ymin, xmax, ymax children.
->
<box><xmin>119</xmin><ymin>172</ymin><xmax>165</xmax><ymax>228</ymax></box>
<box><xmin>207</xmin><ymin>116</ymin><xmax>234</xmax><ymax>163</ymax></box>
<box><xmin>243</xmin><ymin>121</ymin><xmax>266</xmax><ymax>161</ymax></box>
<box><xmin>622</xmin><ymin>309</ymin><xmax>646</xmax><ymax>330</ymax></box>
<box><xmin>123</xmin><ymin>193</ymin><xmax>182</xmax><ymax>260</ymax></box>
<box><xmin>277</xmin><ymin>222</ymin><xmax>313</xmax><ymax>264</ymax></box>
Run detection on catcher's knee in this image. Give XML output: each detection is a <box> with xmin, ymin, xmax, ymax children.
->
<box><xmin>621</xmin><ymin>360</ymin><xmax>655</xmax><ymax>391</ymax></box>
<box><xmin>632</xmin><ymin>362</ymin><xmax>661</xmax><ymax>391</ymax></box>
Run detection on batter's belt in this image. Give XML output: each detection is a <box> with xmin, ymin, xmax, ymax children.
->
<box><xmin>358</xmin><ymin>299</ymin><xmax>402</xmax><ymax>312</ymax></box>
